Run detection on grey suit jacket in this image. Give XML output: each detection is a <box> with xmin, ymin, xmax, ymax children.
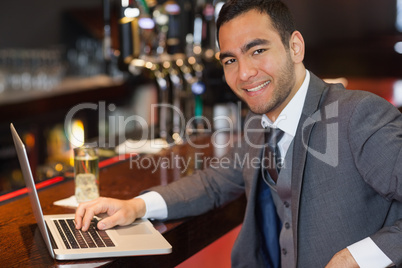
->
<box><xmin>151</xmin><ymin>73</ymin><xmax>402</xmax><ymax>267</ymax></box>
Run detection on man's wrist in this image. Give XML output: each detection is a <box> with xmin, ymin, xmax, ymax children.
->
<box><xmin>130</xmin><ymin>198</ymin><xmax>146</xmax><ymax>218</ymax></box>
<box><xmin>135</xmin><ymin>191</ymin><xmax>168</xmax><ymax>220</ymax></box>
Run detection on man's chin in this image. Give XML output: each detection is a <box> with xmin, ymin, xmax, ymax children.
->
<box><xmin>238</xmin><ymin>95</ymin><xmax>273</xmax><ymax>114</ymax></box>
<box><xmin>248</xmin><ymin>104</ymin><xmax>271</xmax><ymax>115</ymax></box>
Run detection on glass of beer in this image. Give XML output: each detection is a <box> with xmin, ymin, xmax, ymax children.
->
<box><xmin>73</xmin><ymin>145</ymin><xmax>99</xmax><ymax>203</ymax></box>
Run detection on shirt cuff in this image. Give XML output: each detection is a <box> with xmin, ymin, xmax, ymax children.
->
<box><xmin>347</xmin><ymin>237</ymin><xmax>393</xmax><ymax>268</ymax></box>
<box><xmin>135</xmin><ymin>191</ymin><xmax>168</xmax><ymax>220</ymax></box>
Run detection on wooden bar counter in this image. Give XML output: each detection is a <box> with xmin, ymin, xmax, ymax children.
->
<box><xmin>0</xmin><ymin>134</ymin><xmax>246</xmax><ymax>267</ymax></box>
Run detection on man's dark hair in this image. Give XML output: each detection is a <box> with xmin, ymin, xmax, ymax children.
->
<box><xmin>216</xmin><ymin>0</ymin><xmax>296</xmax><ymax>48</ymax></box>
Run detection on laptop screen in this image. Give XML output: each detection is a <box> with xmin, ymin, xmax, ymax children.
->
<box><xmin>10</xmin><ymin>123</ymin><xmax>55</xmax><ymax>258</ymax></box>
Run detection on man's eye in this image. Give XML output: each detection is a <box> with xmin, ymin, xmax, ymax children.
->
<box><xmin>224</xmin><ymin>58</ymin><xmax>236</xmax><ymax>65</ymax></box>
<box><xmin>254</xmin><ymin>49</ymin><xmax>266</xmax><ymax>55</ymax></box>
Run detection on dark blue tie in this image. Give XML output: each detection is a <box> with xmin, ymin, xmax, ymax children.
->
<box><xmin>256</xmin><ymin>127</ymin><xmax>284</xmax><ymax>268</ymax></box>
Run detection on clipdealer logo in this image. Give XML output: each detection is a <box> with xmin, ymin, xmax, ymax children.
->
<box><xmin>63</xmin><ymin>101</ymin><xmax>243</xmax><ymax>149</ymax></box>
<box><xmin>301</xmin><ymin>101</ymin><xmax>339</xmax><ymax>167</ymax></box>
<box><xmin>63</xmin><ymin>100</ymin><xmax>340</xmax><ymax>167</ymax></box>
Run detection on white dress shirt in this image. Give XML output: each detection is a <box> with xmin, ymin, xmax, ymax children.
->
<box><xmin>137</xmin><ymin>70</ymin><xmax>392</xmax><ymax>267</ymax></box>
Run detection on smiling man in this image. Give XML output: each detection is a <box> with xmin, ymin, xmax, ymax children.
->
<box><xmin>218</xmin><ymin>9</ymin><xmax>302</xmax><ymax>122</ymax></box>
<box><xmin>75</xmin><ymin>1</ymin><xmax>402</xmax><ymax>267</ymax></box>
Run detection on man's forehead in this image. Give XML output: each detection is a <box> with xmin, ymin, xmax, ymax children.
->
<box><xmin>218</xmin><ymin>11</ymin><xmax>275</xmax><ymax>40</ymax></box>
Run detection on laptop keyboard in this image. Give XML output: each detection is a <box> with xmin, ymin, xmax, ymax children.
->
<box><xmin>53</xmin><ymin>218</ymin><xmax>115</xmax><ymax>249</ymax></box>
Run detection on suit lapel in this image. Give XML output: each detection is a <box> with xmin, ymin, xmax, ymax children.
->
<box><xmin>291</xmin><ymin>73</ymin><xmax>329</xmax><ymax>264</ymax></box>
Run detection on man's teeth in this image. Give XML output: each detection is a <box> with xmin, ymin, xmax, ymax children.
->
<box><xmin>246</xmin><ymin>81</ymin><xmax>270</xmax><ymax>92</ymax></box>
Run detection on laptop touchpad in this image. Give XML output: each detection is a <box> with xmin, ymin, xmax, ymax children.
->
<box><xmin>115</xmin><ymin>223</ymin><xmax>152</xmax><ymax>235</ymax></box>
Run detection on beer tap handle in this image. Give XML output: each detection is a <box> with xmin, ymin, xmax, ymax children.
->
<box><xmin>169</xmin><ymin>63</ymin><xmax>185</xmax><ymax>143</ymax></box>
<box><xmin>164</xmin><ymin>0</ymin><xmax>182</xmax><ymax>55</ymax></box>
<box><xmin>154</xmin><ymin>65</ymin><xmax>170</xmax><ymax>140</ymax></box>
<box><xmin>103</xmin><ymin>0</ymin><xmax>112</xmax><ymax>74</ymax></box>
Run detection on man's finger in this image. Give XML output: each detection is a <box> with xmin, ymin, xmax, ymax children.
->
<box><xmin>75</xmin><ymin>202</ymin><xmax>91</xmax><ymax>229</ymax></box>
<box><xmin>97</xmin><ymin>211</ymin><xmax>125</xmax><ymax>230</ymax></box>
<box><xmin>75</xmin><ymin>198</ymin><xmax>108</xmax><ymax>231</ymax></box>
<box><xmin>81</xmin><ymin>207</ymin><xmax>96</xmax><ymax>231</ymax></box>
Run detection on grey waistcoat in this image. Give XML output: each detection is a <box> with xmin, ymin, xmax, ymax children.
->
<box><xmin>266</xmin><ymin>141</ymin><xmax>296</xmax><ymax>268</ymax></box>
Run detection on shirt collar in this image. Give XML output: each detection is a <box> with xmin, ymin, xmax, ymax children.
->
<box><xmin>261</xmin><ymin>70</ymin><xmax>310</xmax><ymax>137</ymax></box>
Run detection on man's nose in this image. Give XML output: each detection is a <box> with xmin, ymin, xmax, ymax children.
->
<box><xmin>238</xmin><ymin>59</ymin><xmax>257</xmax><ymax>81</ymax></box>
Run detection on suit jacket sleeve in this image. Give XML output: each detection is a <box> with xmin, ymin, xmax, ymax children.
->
<box><xmin>148</xmin><ymin>136</ymin><xmax>248</xmax><ymax>220</ymax></box>
<box><xmin>348</xmin><ymin>93</ymin><xmax>402</xmax><ymax>265</ymax></box>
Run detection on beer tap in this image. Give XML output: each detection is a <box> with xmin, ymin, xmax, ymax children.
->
<box><xmin>164</xmin><ymin>0</ymin><xmax>182</xmax><ymax>55</ymax></box>
<box><xmin>102</xmin><ymin>0</ymin><xmax>112</xmax><ymax>74</ymax></box>
<box><xmin>160</xmin><ymin>0</ymin><xmax>187</xmax><ymax>143</ymax></box>
<box><xmin>203</xmin><ymin>3</ymin><xmax>216</xmax><ymax>52</ymax></box>
<box><xmin>183</xmin><ymin>2</ymin><xmax>207</xmax><ymax>132</ymax></box>
<box><xmin>189</xmin><ymin>58</ymin><xmax>206</xmax><ymax>131</ymax></box>
<box><xmin>152</xmin><ymin>4</ymin><xmax>169</xmax><ymax>57</ymax></box>
<box><xmin>178</xmin><ymin>56</ymin><xmax>196</xmax><ymax>122</ymax></box>
<box><xmin>154</xmin><ymin>63</ymin><xmax>171</xmax><ymax>140</ymax></box>
<box><xmin>118</xmin><ymin>0</ymin><xmax>159</xmax><ymax>74</ymax></box>
<box><xmin>168</xmin><ymin>62</ymin><xmax>185</xmax><ymax>143</ymax></box>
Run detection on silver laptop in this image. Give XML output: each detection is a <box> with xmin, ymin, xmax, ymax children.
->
<box><xmin>10</xmin><ymin>123</ymin><xmax>172</xmax><ymax>260</ymax></box>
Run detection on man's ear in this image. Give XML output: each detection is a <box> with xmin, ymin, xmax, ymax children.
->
<box><xmin>289</xmin><ymin>31</ymin><xmax>305</xmax><ymax>63</ymax></box>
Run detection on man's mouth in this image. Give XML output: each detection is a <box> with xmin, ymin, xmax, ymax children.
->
<box><xmin>245</xmin><ymin>81</ymin><xmax>270</xmax><ymax>92</ymax></box>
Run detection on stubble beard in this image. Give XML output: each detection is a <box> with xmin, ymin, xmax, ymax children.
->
<box><xmin>244</xmin><ymin>53</ymin><xmax>296</xmax><ymax>115</ymax></box>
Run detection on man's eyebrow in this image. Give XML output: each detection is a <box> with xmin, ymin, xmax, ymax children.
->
<box><xmin>241</xmin><ymin>38</ymin><xmax>270</xmax><ymax>53</ymax></box>
<box><xmin>219</xmin><ymin>51</ymin><xmax>235</xmax><ymax>61</ymax></box>
<box><xmin>219</xmin><ymin>38</ymin><xmax>270</xmax><ymax>61</ymax></box>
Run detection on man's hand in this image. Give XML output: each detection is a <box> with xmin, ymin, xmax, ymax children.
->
<box><xmin>74</xmin><ymin>197</ymin><xmax>146</xmax><ymax>231</ymax></box>
<box><xmin>326</xmin><ymin>248</ymin><xmax>359</xmax><ymax>268</ymax></box>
